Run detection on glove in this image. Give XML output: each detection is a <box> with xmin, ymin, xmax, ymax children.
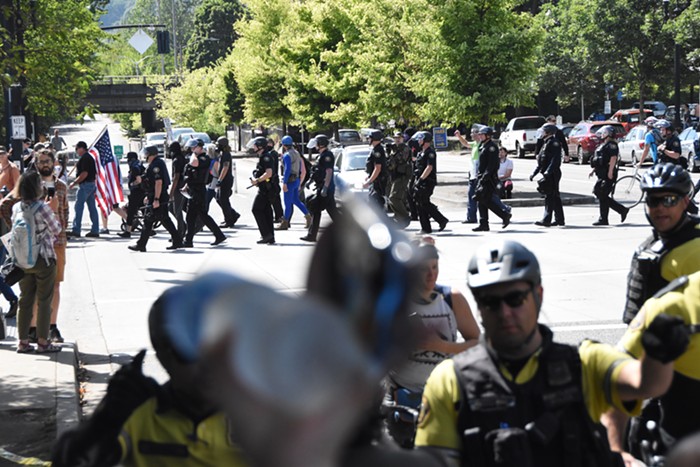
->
<box><xmin>320</xmin><ymin>186</ymin><xmax>328</xmax><ymax>197</ymax></box>
<box><xmin>641</xmin><ymin>313</ymin><xmax>690</xmax><ymax>363</ymax></box>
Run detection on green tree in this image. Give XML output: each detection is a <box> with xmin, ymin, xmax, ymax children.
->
<box><xmin>183</xmin><ymin>0</ymin><xmax>247</xmax><ymax>70</ymax></box>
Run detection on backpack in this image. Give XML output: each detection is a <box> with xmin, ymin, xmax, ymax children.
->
<box><xmin>9</xmin><ymin>202</ymin><xmax>43</xmax><ymax>269</ymax></box>
<box><xmin>650</xmin><ymin>129</ymin><xmax>664</xmax><ymax>147</ymax></box>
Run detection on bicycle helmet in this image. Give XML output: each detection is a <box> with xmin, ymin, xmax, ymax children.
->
<box><xmin>281</xmin><ymin>135</ymin><xmax>294</xmax><ymax>146</ymax></box>
<box><xmin>644</xmin><ymin>116</ymin><xmax>658</xmax><ymax>126</ymax></box>
<box><xmin>467</xmin><ymin>240</ymin><xmax>541</xmax><ymax>290</ymax></box>
<box><xmin>654</xmin><ymin>119</ymin><xmax>673</xmax><ymax>130</ymax></box>
<box><xmin>478</xmin><ymin>126</ymin><xmax>495</xmax><ymax>136</ymax></box>
<box><xmin>640</xmin><ymin>162</ymin><xmax>693</xmax><ymax>196</ymax></box>
<box><xmin>595</xmin><ymin>125</ymin><xmax>616</xmax><ymax>140</ymax></box>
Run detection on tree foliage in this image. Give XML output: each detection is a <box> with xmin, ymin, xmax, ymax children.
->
<box><xmin>183</xmin><ymin>0</ymin><xmax>247</xmax><ymax>70</ymax></box>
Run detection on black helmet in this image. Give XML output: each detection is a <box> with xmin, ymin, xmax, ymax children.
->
<box><xmin>143</xmin><ymin>145</ymin><xmax>159</xmax><ymax>157</ymax></box>
<box><xmin>126</xmin><ymin>151</ymin><xmax>139</xmax><ymax>161</ymax></box>
<box><xmin>369</xmin><ymin>130</ymin><xmax>383</xmax><ymax>142</ymax></box>
<box><xmin>640</xmin><ymin>163</ymin><xmax>693</xmax><ymax>196</ymax></box>
<box><xmin>216</xmin><ymin>136</ymin><xmax>229</xmax><ymax>149</ymax></box>
<box><xmin>595</xmin><ymin>125</ymin><xmax>616</xmax><ymax>140</ymax></box>
<box><xmin>541</xmin><ymin>123</ymin><xmax>558</xmax><ymax>135</ymax></box>
<box><xmin>307</xmin><ymin>134</ymin><xmax>330</xmax><ymax>149</ymax></box>
<box><xmin>467</xmin><ymin>240</ymin><xmax>541</xmax><ymax>290</ymax></box>
<box><xmin>246</xmin><ymin>136</ymin><xmax>268</xmax><ymax>151</ymax></box>
<box><xmin>478</xmin><ymin>126</ymin><xmax>495</xmax><ymax>136</ymax></box>
<box><xmin>654</xmin><ymin>119</ymin><xmax>673</xmax><ymax>130</ymax></box>
<box><xmin>412</xmin><ymin>131</ymin><xmax>432</xmax><ymax>144</ymax></box>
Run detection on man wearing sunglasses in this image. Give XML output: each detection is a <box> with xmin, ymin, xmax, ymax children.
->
<box><xmin>415</xmin><ymin>240</ymin><xmax>686</xmax><ymax>467</ymax></box>
<box><xmin>621</xmin><ymin>163</ymin><xmax>700</xmax><ymax>325</ymax></box>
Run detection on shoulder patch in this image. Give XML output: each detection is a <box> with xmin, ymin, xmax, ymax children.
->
<box><xmin>417</xmin><ymin>395</ymin><xmax>431</xmax><ymax>428</ymax></box>
<box><xmin>552</xmin><ymin>140</ymin><xmax>560</xmax><ymax>147</ymax></box>
<box><xmin>324</xmin><ymin>156</ymin><xmax>333</xmax><ymax>162</ymax></box>
<box><xmin>263</xmin><ymin>156</ymin><xmax>271</xmax><ymax>162</ymax></box>
<box><xmin>488</xmin><ymin>146</ymin><xmax>496</xmax><ymax>152</ymax></box>
<box><xmin>429</xmin><ymin>152</ymin><xmax>435</xmax><ymax>159</ymax></box>
<box><xmin>610</xmin><ymin>142</ymin><xmax>618</xmax><ymax>149</ymax></box>
<box><xmin>152</xmin><ymin>167</ymin><xmax>160</xmax><ymax>173</ymax></box>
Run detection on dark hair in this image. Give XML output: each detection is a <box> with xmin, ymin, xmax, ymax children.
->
<box><xmin>38</xmin><ymin>148</ymin><xmax>55</xmax><ymax>161</ymax></box>
<box><xmin>75</xmin><ymin>141</ymin><xmax>88</xmax><ymax>150</ymax></box>
<box><xmin>18</xmin><ymin>171</ymin><xmax>42</xmax><ymax>201</ymax></box>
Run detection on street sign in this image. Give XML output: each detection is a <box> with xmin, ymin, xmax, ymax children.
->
<box><xmin>128</xmin><ymin>29</ymin><xmax>154</xmax><ymax>55</ymax></box>
<box><xmin>604</xmin><ymin>100</ymin><xmax>612</xmax><ymax>115</ymax></box>
<box><xmin>11</xmin><ymin>116</ymin><xmax>26</xmax><ymax>140</ymax></box>
<box><xmin>433</xmin><ymin>127</ymin><xmax>448</xmax><ymax>149</ymax></box>
<box><xmin>617</xmin><ymin>90</ymin><xmax>624</xmax><ymax>102</ymax></box>
<box><xmin>114</xmin><ymin>145</ymin><xmax>124</xmax><ymax>159</ymax></box>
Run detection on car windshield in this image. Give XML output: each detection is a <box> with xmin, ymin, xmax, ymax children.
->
<box><xmin>338</xmin><ymin>131</ymin><xmax>361</xmax><ymax>143</ymax></box>
<box><xmin>146</xmin><ymin>134</ymin><xmax>166</xmax><ymax>143</ymax></box>
<box><xmin>513</xmin><ymin>118</ymin><xmax>546</xmax><ymax>130</ymax></box>
<box><xmin>340</xmin><ymin>148</ymin><xmax>370</xmax><ymax>171</ymax></box>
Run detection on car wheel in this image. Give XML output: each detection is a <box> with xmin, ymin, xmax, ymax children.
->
<box><xmin>631</xmin><ymin>151</ymin><xmax>638</xmax><ymax>166</ymax></box>
<box><xmin>516</xmin><ymin>142</ymin><xmax>525</xmax><ymax>158</ymax></box>
<box><xmin>577</xmin><ymin>146</ymin><xmax>585</xmax><ymax>165</ymax></box>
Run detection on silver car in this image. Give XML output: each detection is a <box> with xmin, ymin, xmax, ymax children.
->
<box><xmin>617</xmin><ymin>126</ymin><xmax>647</xmax><ymax>166</ymax></box>
<box><xmin>678</xmin><ymin>126</ymin><xmax>700</xmax><ymax>172</ymax></box>
<box><xmin>333</xmin><ymin>146</ymin><xmax>371</xmax><ymax>197</ymax></box>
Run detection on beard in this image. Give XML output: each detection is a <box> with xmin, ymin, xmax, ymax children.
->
<box><xmin>39</xmin><ymin>167</ymin><xmax>53</xmax><ymax>177</ymax></box>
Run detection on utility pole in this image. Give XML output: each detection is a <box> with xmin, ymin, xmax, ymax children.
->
<box><xmin>171</xmin><ymin>0</ymin><xmax>178</xmax><ymax>74</ymax></box>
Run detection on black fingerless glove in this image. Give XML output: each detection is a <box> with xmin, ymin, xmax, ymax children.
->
<box><xmin>641</xmin><ymin>314</ymin><xmax>690</xmax><ymax>363</ymax></box>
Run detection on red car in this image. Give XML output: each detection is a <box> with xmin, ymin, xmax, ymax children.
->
<box><xmin>566</xmin><ymin>121</ymin><xmax>626</xmax><ymax>165</ymax></box>
<box><xmin>610</xmin><ymin>108</ymin><xmax>654</xmax><ymax>133</ymax></box>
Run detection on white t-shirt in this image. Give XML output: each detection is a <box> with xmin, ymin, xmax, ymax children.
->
<box><xmin>498</xmin><ymin>158</ymin><xmax>513</xmax><ymax>180</ymax></box>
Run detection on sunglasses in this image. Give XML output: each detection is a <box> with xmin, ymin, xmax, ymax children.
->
<box><xmin>645</xmin><ymin>194</ymin><xmax>682</xmax><ymax>208</ymax></box>
<box><xmin>476</xmin><ymin>289</ymin><xmax>531</xmax><ymax>312</ymax></box>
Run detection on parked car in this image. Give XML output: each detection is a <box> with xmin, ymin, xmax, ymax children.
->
<box><xmin>169</xmin><ymin>127</ymin><xmax>195</xmax><ymax>144</ymax></box>
<box><xmin>609</xmin><ymin>108</ymin><xmax>653</xmax><ymax>132</ymax></box>
<box><xmin>557</xmin><ymin>123</ymin><xmax>576</xmax><ymax>138</ymax></box>
<box><xmin>177</xmin><ymin>132</ymin><xmax>212</xmax><ymax>147</ymax></box>
<box><xmin>617</xmin><ymin>125</ymin><xmax>647</xmax><ymax>166</ymax></box>
<box><xmin>632</xmin><ymin>101</ymin><xmax>667</xmax><ymax>118</ymax></box>
<box><xmin>665</xmin><ymin>105</ymin><xmax>700</xmax><ymax>127</ymax></box>
<box><xmin>499</xmin><ymin>116</ymin><xmax>546</xmax><ymax>158</ymax></box>
<box><xmin>331</xmin><ymin>129</ymin><xmax>363</xmax><ymax>147</ymax></box>
<box><xmin>144</xmin><ymin>132</ymin><xmax>166</xmax><ymax>157</ymax></box>
<box><xmin>333</xmin><ymin>145</ymin><xmax>371</xmax><ymax>199</ymax></box>
<box><xmin>567</xmin><ymin>121</ymin><xmax>626</xmax><ymax>165</ymax></box>
<box><xmin>678</xmin><ymin>126</ymin><xmax>700</xmax><ymax>172</ymax></box>
<box><xmin>359</xmin><ymin>128</ymin><xmax>380</xmax><ymax>142</ymax></box>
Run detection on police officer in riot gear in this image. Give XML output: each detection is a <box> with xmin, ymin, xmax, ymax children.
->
<box><xmin>590</xmin><ymin>125</ymin><xmax>629</xmax><ymax>226</ymax></box>
<box><xmin>621</xmin><ymin>163</ymin><xmax>700</xmax><ymax>324</ymax></box>
<box><xmin>363</xmin><ymin>129</ymin><xmax>387</xmax><ymax>208</ymax></box>
<box><xmin>127</xmin><ymin>146</ymin><xmax>183</xmax><ymax>252</ymax></box>
<box><xmin>215</xmin><ymin>136</ymin><xmax>241</xmax><ymax>228</ymax></box>
<box><xmin>655</xmin><ymin>120</ymin><xmax>684</xmax><ymax>167</ymax></box>
<box><xmin>168</xmin><ymin>141</ymin><xmax>188</xmax><ymax>239</ymax></box>
<box><xmin>118</xmin><ymin>152</ymin><xmax>145</xmax><ymax>239</ymax></box>
<box><xmin>181</xmin><ymin>139</ymin><xmax>226</xmax><ymax>247</ymax></box>
<box><xmin>266</xmin><ymin>138</ymin><xmax>284</xmax><ymax>223</ymax></box>
<box><xmin>249</xmin><ymin>136</ymin><xmax>276</xmax><ymax>244</ymax></box>
<box><xmin>531</xmin><ymin>124</ymin><xmax>565</xmax><ymax>227</ymax></box>
<box><xmin>415</xmin><ymin>239</ymin><xmax>687</xmax><ymax>467</ymax></box>
<box><xmin>473</xmin><ymin>126</ymin><xmax>511</xmax><ymax>232</ymax></box>
<box><xmin>300</xmin><ymin>135</ymin><xmax>338</xmax><ymax>242</ymax></box>
<box><xmin>412</xmin><ymin>131</ymin><xmax>449</xmax><ymax>234</ymax></box>
<box><xmin>386</xmin><ymin>131</ymin><xmax>412</xmax><ymax>227</ymax></box>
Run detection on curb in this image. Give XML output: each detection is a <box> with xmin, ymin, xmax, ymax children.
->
<box><xmin>55</xmin><ymin>342</ymin><xmax>82</xmax><ymax>438</ymax></box>
<box><xmin>433</xmin><ymin>194</ymin><xmax>597</xmax><ymax>209</ymax></box>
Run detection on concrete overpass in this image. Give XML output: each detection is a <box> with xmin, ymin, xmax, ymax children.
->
<box><xmin>84</xmin><ymin>76</ymin><xmax>178</xmax><ymax>132</ymax></box>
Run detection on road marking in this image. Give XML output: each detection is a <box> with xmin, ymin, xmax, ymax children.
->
<box><xmin>0</xmin><ymin>448</ymin><xmax>50</xmax><ymax>466</ymax></box>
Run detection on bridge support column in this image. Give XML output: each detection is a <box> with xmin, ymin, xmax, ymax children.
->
<box><xmin>141</xmin><ymin>110</ymin><xmax>158</xmax><ymax>133</ymax></box>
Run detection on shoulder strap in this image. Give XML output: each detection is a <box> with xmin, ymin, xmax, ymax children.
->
<box><xmin>434</xmin><ymin>284</ymin><xmax>453</xmax><ymax>310</ymax></box>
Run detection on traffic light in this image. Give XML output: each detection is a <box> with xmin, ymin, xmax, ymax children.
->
<box><xmin>157</xmin><ymin>31</ymin><xmax>170</xmax><ymax>54</ymax></box>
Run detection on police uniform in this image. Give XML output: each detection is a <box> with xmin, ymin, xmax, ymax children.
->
<box><xmin>135</xmin><ymin>156</ymin><xmax>182</xmax><ymax>249</ymax></box>
<box><xmin>415</xmin><ymin>325</ymin><xmax>641</xmax><ymax>466</ymax></box>
<box><xmin>620</xmin><ymin>271</ymin><xmax>700</xmax><ymax>447</ymax></box>
<box><xmin>117</xmin><ymin>392</ymin><xmax>246</xmax><ymax>467</ymax></box>
<box><xmin>660</xmin><ymin>133</ymin><xmax>683</xmax><ymax>166</ymax></box>
<box><xmin>215</xmin><ymin>149</ymin><xmax>240</xmax><ymax>227</ymax></box>
<box><xmin>413</xmin><ymin>146</ymin><xmax>448</xmax><ymax>233</ymax></box>
<box><xmin>622</xmin><ymin>216</ymin><xmax>700</xmax><ymax>323</ymax></box>
<box><xmin>591</xmin><ymin>139</ymin><xmax>627</xmax><ymax>224</ymax></box>
<box><xmin>387</xmin><ymin>142</ymin><xmax>412</xmax><ymax>224</ymax></box>
<box><xmin>535</xmin><ymin>135</ymin><xmax>565</xmax><ymax>225</ymax></box>
<box><xmin>303</xmin><ymin>148</ymin><xmax>338</xmax><ymax>241</ymax></box>
<box><xmin>475</xmin><ymin>139</ymin><xmax>510</xmax><ymax>229</ymax></box>
<box><xmin>125</xmin><ymin>159</ymin><xmax>145</xmax><ymax>230</ymax></box>
<box><xmin>252</xmin><ymin>149</ymin><xmax>276</xmax><ymax>242</ymax></box>
<box><xmin>366</xmin><ymin>143</ymin><xmax>387</xmax><ymax>208</ymax></box>
<box><xmin>266</xmin><ymin>147</ymin><xmax>284</xmax><ymax>222</ymax></box>
<box><xmin>183</xmin><ymin>151</ymin><xmax>225</xmax><ymax>246</ymax></box>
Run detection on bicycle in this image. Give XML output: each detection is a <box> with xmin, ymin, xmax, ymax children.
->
<box><xmin>612</xmin><ymin>166</ymin><xmax>644</xmax><ymax>209</ymax></box>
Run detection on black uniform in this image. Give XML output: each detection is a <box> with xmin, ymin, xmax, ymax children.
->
<box><xmin>366</xmin><ymin>143</ymin><xmax>387</xmax><ymax>208</ymax></box>
<box><xmin>169</xmin><ymin>151</ymin><xmax>188</xmax><ymax>238</ymax></box>
<box><xmin>252</xmin><ymin>150</ymin><xmax>276</xmax><ymax>243</ymax></box>
<box><xmin>535</xmin><ymin>135</ymin><xmax>565</xmax><ymax>225</ymax></box>
<box><xmin>303</xmin><ymin>148</ymin><xmax>339</xmax><ymax>241</ymax></box>
<box><xmin>183</xmin><ymin>152</ymin><xmax>225</xmax><ymax>246</ymax></box>
<box><xmin>125</xmin><ymin>159</ymin><xmax>145</xmax><ymax>229</ymax></box>
<box><xmin>475</xmin><ymin>138</ymin><xmax>510</xmax><ymax>229</ymax></box>
<box><xmin>135</xmin><ymin>157</ymin><xmax>182</xmax><ymax>249</ymax></box>
<box><xmin>386</xmin><ymin>142</ymin><xmax>412</xmax><ymax>225</ymax></box>
<box><xmin>267</xmin><ymin>147</ymin><xmax>284</xmax><ymax>222</ymax></box>
<box><xmin>215</xmin><ymin>149</ymin><xmax>240</xmax><ymax>227</ymax></box>
<box><xmin>591</xmin><ymin>140</ymin><xmax>627</xmax><ymax>224</ymax></box>
<box><xmin>413</xmin><ymin>145</ymin><xmax>448</xmax><ymax>233</ymax></box>
<box><xmin>535</xmin><ymin>127</ymin><xmax>569</xmax><ymax>160</ymax></box>
<box><xmin>660</xmin><ymin>133</ymin><xmax>684</xmax><ymax>167</ymax></box>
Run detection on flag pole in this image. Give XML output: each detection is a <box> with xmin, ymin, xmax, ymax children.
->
<box><xmin>88</xmin><ymin>125</ymin><xmax>109</xmax><ymax>149</ymax></box>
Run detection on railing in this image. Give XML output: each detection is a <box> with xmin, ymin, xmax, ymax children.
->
<box><xmin>93</xmin><ymin>75</ymin><xmax>181</xmax><ymax>86</ymax></box>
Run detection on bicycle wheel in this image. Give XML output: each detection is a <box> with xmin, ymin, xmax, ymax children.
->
<box><xmin>612</xmin><ymin>175</ymin><xmax>643</xmax><ymax>208</ymax></box>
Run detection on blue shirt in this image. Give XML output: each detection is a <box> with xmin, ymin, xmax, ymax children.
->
<box><xmin>644</xmin><ymin>131</ymin><xmax>658</xmax><ymax>163</ymax></box>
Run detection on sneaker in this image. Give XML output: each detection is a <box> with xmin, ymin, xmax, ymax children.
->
<box><xmin>534</xmin><ymin>220</ymin><xmax>552</xmax><ymax>227</ymax></box>
<box><xmin>211</xmin><ymin>236</ymin><xmax>227</xmax><ymax>246</ymax></box>
<box><xmin>36</xmin><ymin>342</ymin><xmax>61</xmax><ymax>353</ymax></box>
<box><xmin>16</xmin><ymin>340</ymin><xmax>34</xmax><ymax>354</ymax></box>
<box><xmin>472</xmin><ymin>225</ymin><xmax>489</xmax><ymax>232</ymax></box>
<box><xmin>66</xmin><ymin>231</ymin><xmax>80</xmax><ymax>239</ymax></box>
<box><xmin>117</xmin><ymin>231</ymin><xmax>131</xmax><ymax>238</ymax></box>
<box><xmin>5</xmin><ymin>299</ymin><xmax>17</xmax><ymax>319</ymax></box>
<box><xmin>299</xmin><ymin>235</ymin><xmax>316</xmax><ymax>243</ymax></box>
<box><xmin>592</xmin><ymin>220</ymin><xmax>609</xmax><ymax>226</ymax></box>
<box><xmin>28</xmin><ymin>327</ymin><xmax>37</xmax><ymax>343</ymax></box>
<box><xmin>99</xmin><ymin>228</ymin><xmax>110</xmax><ymax>234</ymax></box>
<box><xmin>49</xmin><ymin>327</ymin><xmax>64</xmax><ymax>343</ymax></box>
<box><xmin>85</xmin><ymin>232</ymin><xmax>100</xmax><ymax>238</ymax></box>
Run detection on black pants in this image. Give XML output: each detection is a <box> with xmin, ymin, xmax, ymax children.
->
<box><xmin>541</xmin><ymin>171</ymin><xmax>564</xmax><ymax>223</ymax></box>
<box><xmin>185</xmin><ymin>191</ymin><xmax>224</xmax><ymax>244</ymax></box>
<box><xmin>270</xmin><ymin>185</ymin><xmax>283</xmax><ymax>221</ymax></box>
<box><xmin>126</xmin><ymin>187</ymin><xmax>144</xmax><ymax>228</ymax></box>
<box><xmin>253</xmin><ymin>189</ymin><xmax>275</xmax><ymax>240</ymax></box>
<box><xmin>137</xmin><ymin>201</ymin><xmax>181</xmax><ymax>248</ymax></box>
<box><xmin>477</xmin><ymin>183</ymin><xmax>509</xmax><ymax>227</ymax></box>
<box><xmin>306</xmin><ymin>192</ymin><xmax>339</xmax><ymax>239</ymax></box>
<box><xmin>414</xmin><ymin>181</ymin><xmax>448</xmax><ymax>233</ymax></box>
<box><xmin>407</xmin><ymin>177</ymin><xmax>419</xmax><ymax>220</ymax></box>
<box><xmin>594</xmin><ymin>178</ymin><xmax>626</xmax><ymax>222</ymax></box>
<box><xmin>169</xmin><ymin>188</ymin><xmax>186</xmax><ymax>238</ymax></box>
<box><xmin>369</xmin><ymin>179</ymin><xmax>386</xmax><ymax>208</ymax></box>
<box><xmin>216</xmin><ymin>177</ymin><xmax>239</xmax><ymax>225</ymax></box>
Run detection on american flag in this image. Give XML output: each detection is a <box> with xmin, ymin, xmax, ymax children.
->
<box><xmin>88</xmin><ymin>127</ymin><xmax>124</xmax><ymax>217</ymax></box>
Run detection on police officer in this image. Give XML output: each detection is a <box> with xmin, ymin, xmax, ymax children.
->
<box><xmin>363</xmin><ymin>129</ymin><xmax>387</xmax><ymax>208</ymax></box>
<box><xmin>249</xmin><ymin>136</ymin><xmax>276</xmax><ymax>244</ymax></box>
<box><xmin>127</xmin><ymin>146</ymin><xmax>183</xmax><ymax>252</ymax></box>
<box><xmin>266</xmin><ymin>138</ymin><xmax>284</xmax><ymax>223</ymax></box>
<box><xmin>412</xmin><ymin>131</ymin><xmax>449</xmax><ymax>234</ymax></box>
<box><xmin>414</xmin><ymin>239</ymin><xmax>687</xmax><ymax>467</ymax></box>
<box><xmin>530</xmin><ymin>123</ymin><xmax>565</xmax><ymax>227</ymax></box>
<box><xmin>473</xmin><ymin>126</ymin><xmax>511</xmax><ymax>232</ymax></box>
<box><xmin>214</xmin><ymin>137</ymin><xmax>241</xmax><ymax>228</ymax></box>
<box><xmin>118</xmin><ymin>152</ymin><xmax>145</xmax><ymax>239</ymax></box>
<box><xmin>386</xmin><ymin>131</ymin><xmax>412</xmax><ymax>227</ymax></box>
<box><xmin>589</xmin><ymin>125</ymin><xmax>629</xmax><ymax>226</ymax></box>
<box><xmin>300</xmin><ymin>134</ymin><xmax>338</xmax><ymax>243</ymax></box>
<box><xmin>168</xmin><ymin>142</ymin><xmax>188</xmax><ymax>239</ymax></box>
<box><xmin>655</xmin><ymin>119</ymin><xmax>684</xmax><ymax>167</ymax></box>
<box><xmin>621</xmin><ymin>163</ymin><xmax>700</xmax><ymax>324</ymax></box>
<box><xmin>404</xmin><ymin>127</ymin><xmax>420</xmax><ymax>221</ymax></box>
<box><xmin>182</xmin><ymin>139</ymin><xmax>226</xmax><ymax>247</ymax></box>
